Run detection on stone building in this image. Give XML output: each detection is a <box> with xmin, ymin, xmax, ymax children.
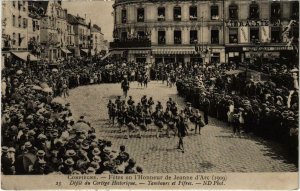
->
<box><xmin>111</xmin><ymin>0</ymin><xmax>299</xmax><ymax>64</ymax></box>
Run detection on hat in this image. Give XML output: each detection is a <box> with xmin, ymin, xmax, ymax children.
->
<box><xmin>2</xmin><ymin>146</ymin><xmax>9</xmax><ymax>153</ymax></box>
<box><xmin>38</xmin><ymin>159</ymin><xmax>47</xmax><ymax>164</ymax></box>
<box><xmin>66</xmin><ymin>149</ymin><xmax>76</xmax><ymax>157</ymax></box>
<box><xmin>36</xmin><ymin>150</ymin><xmax>46</xmax><ymax>157</ymax></box>
<box><xmin>86</xmin><ymin>167</ymin><xmax>96</xmax><ymax>174</ymax></box>
<box><xmin>71</xmin><ymin>170</ymin><xmax>81</xmax><ymax>175</ymax></box>
<box><xmin>81</xmin><ymin>142</ymin><xmax>89</xmax><ymax>150</ymax></box>
<box><xmin>28</xmin><ymin>130</ymin><xmax>36</xmax><ymax>136</ymax></box>
<box><xmin>24</xmin><ymin>141</ymin><xmax>32</xmax><ymax>148</ymax></box>
<box><xmin>90</xmin><ymin>161</ymin><xmax>100</xmax><ymax>170</ymax></box>
<box><xmin>287</xmin><ymin>116</ymin><xmax>295</xmax><ymax>121</ymax></box>
<box><xmin>64</xmin><ymin>158</ymin><xmax>75</xmax><ymax>166</ymax></box>
<box><xmin>93</xmin><ymin>156</ymin><xmax>101</xmax><ymax>163</ymax></box>
<box><xmin>38</xmin><ymin>134</ymin><xmax>47</xmax><ymax>140</ymax></box>
<box><xmin>8</xmin><ymin>147</ymin><xmax>16</xmax><ymax>153</ymax></box>
<box><xmin>92</xmin><ymin>148</ymin><xmax>101</xmax><ymax>156</ymax></box>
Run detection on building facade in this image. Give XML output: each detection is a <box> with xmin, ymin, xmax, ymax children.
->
<box><xmin>2</xmin><ymin>0</ymin><xmax>40</xmax><ymax>67</ymax></box>
<box><xmin>67</xmin><ymin>14</ymin><xmax>91</xmax><ymax>57</ymax></box>
<box><xmin>91</xmin><ymin>24</ymin><xmax>106</xmax><ymax>55</ymax></box>
<box><xmin>33</xmin><ymin>0</ymin><xmax>69</xmax><ymax>61</ymax></box>
<box><xmin>111</xmin><ymin>0</ymin><xmax>299</xmax><ymax>64</ymax></box>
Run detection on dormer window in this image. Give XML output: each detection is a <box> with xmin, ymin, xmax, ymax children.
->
<box><xmin>174</xmin><ymin>7</ymin><xmax>181</xmax><ymax>21</ymax></box>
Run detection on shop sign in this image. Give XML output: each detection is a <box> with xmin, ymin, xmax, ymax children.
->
<box><xmin>243</xmin><ymin>46</ymin><xmax>293</xmax><ymax>52</ymax></box>
<box><xmin>226</xmin><ymin>20</ymin><xmax>281</xmax><ymax>28</ymax></box>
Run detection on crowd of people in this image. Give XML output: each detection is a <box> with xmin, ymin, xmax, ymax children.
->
<box><xmin>175</xmin><ymin>61</ymin><xmax>298</xmax><ymax>157</ymax></box>
<box><xmin>107</xmin><ymin>96</ymin><xmax>207</xmax><ymax>152</ymax></box>
<box><xmin>1</xmin><ymin>57</ymin><xmax>143</xmax><ymax>175</ymax></box>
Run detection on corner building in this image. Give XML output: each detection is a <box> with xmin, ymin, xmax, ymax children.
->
<box><xmin>111</xmin><ymin>0</ymin><xmax>299</xmax><ymax>64</ymax></box>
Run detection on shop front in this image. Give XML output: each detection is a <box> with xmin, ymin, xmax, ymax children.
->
<box><xmin>152</xmin><ymin>46</ymin><xmax>196</xmax><ymax>64</ymax></box>
<box><xmin>225</xmin><ymin>46</ymin><xmax>243</xmax><ymax>64</ymax></box>
<box><xmin>128</xmin><ymin>49</ymin><xmax>150</xmax><ymax>63</ymax></box>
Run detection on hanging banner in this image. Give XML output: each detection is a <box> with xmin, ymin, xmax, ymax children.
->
<box><xmin>239</xmin><ymin>27</ymin><xmax>249</xmax><ymax>43</ymax></box>
<box><xmin>261</xmin><ymin>26</ymin><xmax>270</xmax><ymax>43</ymax></box>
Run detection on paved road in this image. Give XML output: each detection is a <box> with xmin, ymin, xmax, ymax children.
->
<box><xmin>67</xmin><ymin>81</ymin><xmax>298</xmax><ymax>173</ymax></box>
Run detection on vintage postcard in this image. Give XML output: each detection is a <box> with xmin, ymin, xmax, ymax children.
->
<box><xmin>1</xmin><ymin>0</ymin><xmax>299</xmax><ymax>190</ymax></box>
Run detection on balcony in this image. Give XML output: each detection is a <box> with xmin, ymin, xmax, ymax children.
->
<box><xmin>110</xmin><ymin>38</ymin><xmax>151</xmax><ymax>48</ymax></box>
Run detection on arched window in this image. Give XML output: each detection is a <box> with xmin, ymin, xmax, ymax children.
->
<box><xmin>229</xmin><ymin>3</ymin><xmax>238</xmax><ymax>20</ymax></box>
<box><xmin>249</xmin><ymin>2</ymin><xmax>259</xmax><ymax>20</ymax></box>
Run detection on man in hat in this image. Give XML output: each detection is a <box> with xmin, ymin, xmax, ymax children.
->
<box><xmin>1</xmin><ymin>146</ymin><xmax>14</xmax><ymax>175</ymax></box>
<box><xmin>201</xmin><ymin>96</ymin><xmax>210</xmax><ymax>125</ymax></box>
<box><xmin>176</xmin><ymin>113</ymin><xmax>186</xmax><ymax>153</ymax></box>
<box><xmin>121</xmin><ymin>78</ymin><xmax>130</xmax><ymax>98</ymax></box>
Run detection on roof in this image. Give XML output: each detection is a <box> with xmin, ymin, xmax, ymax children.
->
<box><xmin>66</xmin><ymin>14</ymin><xmax>88</xmax><ymax>26</ymax></box>
<box><xmin>91</xmin><ymin>24</ymin><xmax>101</xmax><ymax>33</ymax></box>
<box><xmin>28</xmin><ymin>1</ymin><xmax>49</xmax><ymax>15</ymax></box>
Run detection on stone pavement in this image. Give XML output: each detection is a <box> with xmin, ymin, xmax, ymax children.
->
<box><xmin>67</xmin><ymin>81</ymin><xmax>298</xmax><ymax>173</ymax></box>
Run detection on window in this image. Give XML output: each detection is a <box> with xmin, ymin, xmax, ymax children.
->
<box><xmin>12</xmin><ymin>1</ymin><xmax>16</xmax><ymax>7</ymax></box>
<box><xmin>18</xmin><ymin>16</ymin><xmax>22</xmax><ymax>28</ymax></box>
<box><xmin>174</xmin><ymin>30</ymin><xmax>182</xmax><ymax>44</ymax></box>
<box><xmin>211</xmin><ymin>5</ymin><xmax>219</xmax><ymax>20</ymax></box>
<box><xmin>271</xmin><ymin>27</ymin><xmax>282</xmax><ymax>43</ymax></box>
<box><xmin>137</xmin><ymin>8</ymin><xmax>144</xmax><ymax>22</ymax></box>
<box><xmin>158</xmin><ymin>31</ymin><xmax>165</xmax><ymax>44</ymax></box>
<box><xmin>271</xmin><ymin>2</ymin><xmax>281</xmax><ymax>21</ymax></box>
<box><xmin>158</xmin><ymin>7</ymin><xmax>165</xmax><ymax>21</ymax></box>
<box><xmin>211</xmin><ymin>30</ymin><xmax>219</xmax><ymax>44</ymax></box>
<box><xmin>291</xmin><ymin>1</ymin><xmax>299</xmax><ymax>20</ymax></box>
<box><xmin>250</xmin><ymin>28</ymin><xmax>259</xmax><ymax>42</ymax></box>
<box><xmin>174</xmin><ymin>7</ymin><xmax>181</xmax><ymax>21</ymax></box>
<box><xmin>121</xmin><ymin>32</ymin><xmax>127</xmax><ymax>41</ymax></box>
<box><xmin>190</xmin><ymin>30</ymin><xmax>198</xmax><ymax>44</ymax></box>
<box><xmin>137</xmin><ymin>31</ymin><xmax>145</xmax><ymax>39</ymax></box>
<box><xmin>18</xmin><ymin>33</ymin><xmax>22</xmax><ymax>46</ymax></box>
<box><xmin>12</xmin><ymin>15</ymin><xmax>16</xmax><ymax>27</ymax></box>
<box><xmin>23</xmin><ymin>18</ymin><xmax>27</xmax><ymax>28</ymax></box>
<box><xmin>229</xmin><ymin>4</ymin><xmax>238</xmax><ymax>20</ymax></box>
<box><xmin>189</xmin><ymin>6</ymin><xmax>197</xmax><ymax>21</ymax></box>
<box><xmin>12</xmin><ymin>33</ymin><xmax>16</xmax><ymax>45</ymax></box>
<box><xmin>121</xmin><ymin>9</ymin><xmax>127</xmax><ymax>24</ymax></box>
<box><xmin>229</xmin><ymin>29</ymin><xmax>238</xmax><ymax>43</ymax></box>
<box><xmin>33</xmin><ymin>20</ymin><xmax>36</xmax><ymax>31</ymax></box>
<box><xmin>249</xmin><ymin>2</ymin><xmax>259</xmax><ymax>20</ymax></box>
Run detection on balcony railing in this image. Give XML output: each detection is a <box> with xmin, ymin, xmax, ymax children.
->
<box><xmin>110</xmin><ymin>38</ymin><xmax>151</xmax><ymax>48</ymax></box>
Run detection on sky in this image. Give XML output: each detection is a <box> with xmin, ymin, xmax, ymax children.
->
<box><xmin>63</xmin><ymin>0</ymin><xmax>114</xmax><ymax>42</ymax></box>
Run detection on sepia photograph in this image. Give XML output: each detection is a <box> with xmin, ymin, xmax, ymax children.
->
<box><xmin>1</xmin><ymin>0</ymin><xmax>299</xmax><ymax>189</ymax></box>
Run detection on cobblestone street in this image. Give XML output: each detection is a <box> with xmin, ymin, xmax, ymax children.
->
<box><xmin>67</xmin><ymin>81</ymin><xmax>298</xmax><ymax>173</ymax></box>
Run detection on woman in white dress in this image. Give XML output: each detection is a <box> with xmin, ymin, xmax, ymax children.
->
<box><xmin>227</xmin><ymin>100</ymin><xmax>234</xmax><ymax>127</ymax></box>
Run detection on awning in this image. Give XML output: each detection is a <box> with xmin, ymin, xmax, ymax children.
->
<box><xmin>101</xmin><ymin>52</ymin><xmax>112</xmax><ymax>61</ymax></box>
<box><xmin>11</xmin><ymin>51</ymin><xmax>39</xmax><ymax>61</ymax></box>
<box><xmin>101</xmin><ymin>50</ymin><xmax>124</xmax><ymax>61</ymax></box>
<box><xmin>152</xmin><ymin>47</ymin><xmax>196</xmax><ymax>55</ymax></box>
<box><xmin>61</xmin><ymin>48</ymin><xmax>71</xmax><ymax>54</ymax></box>
<box><xmin>128</xmin><ymin>50</ymin><xmax>150</xmax><ymax>54</ymax></box>
<box><xmin>81</xmin><ymin>49</ymin><xmax>89</xmax><ymax>54</ymax></box>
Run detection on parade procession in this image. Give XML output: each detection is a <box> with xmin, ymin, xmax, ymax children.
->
<box><xmin>1</xmin><ymin>0</ymin><xmax>299</xmax><ymax>176</ymax></box>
